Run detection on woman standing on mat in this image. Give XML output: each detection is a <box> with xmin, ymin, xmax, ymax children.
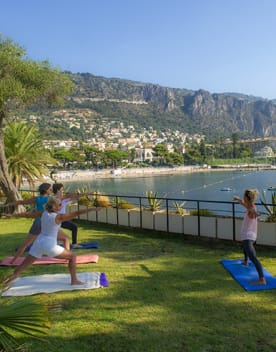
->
<box><xmin>3</xmin><ymin>196</ymin><xmax>99</xmax><ymax>290</ymax></box>
<box><xmin>233</xmin><ymin>189</ymin><xmax>266</xmax><ymax>285</ymax></box>
<box><xmin>5</xmin><ymin>183</ymin><xmax>69</xmax><ymax>264</ymax></box>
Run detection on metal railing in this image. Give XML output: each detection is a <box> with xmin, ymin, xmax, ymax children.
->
<box><xmin>5</xmin><ymin>190</ymin><xmax>274</xmax><ymax>245</ymax></box>
<box><xmin>74</xmin><ymin>193</ymin><xmax>273</xmax><ymax>244</ymax></box>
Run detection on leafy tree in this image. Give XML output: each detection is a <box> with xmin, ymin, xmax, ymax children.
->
<box><xmin>4</xmin><ymin>121</ymin><xmax>57</xmax><ymax>189</ymax></box>
<box><xmin>104</xmin><ymin>150</ymin><xmax>128</xmax><ymax>169</ymax></box>
<box><xmin>183</xmin><ymin>143</ymin><xmax>202</xmax><ymax>164</ymax></box>
<box><xmin>199</xmin><ymin>139</ymin><xmax>207</xmax><ymax>161</ymax></box>
<box><xmin>213</xmin><ymin>138</ymin><xmax>233</xmax><ymax>159</ymax></box>
<box><xmin>0</xmin><ymin>35</ymin><xmax>73</xmax><ymax>202</ymax></box>
<box><xmin>152</xmin><ymin>144</ymin><xmax>169</xmax><ymax>165</ymax></box>
<box><xmin>68</xmin><ymin>146</ymin><xmax>85</xmax><ymax>168</ymax></box>
<box><xmin>214</xmin><ymin>137</ymin><xmax>226</xmax><ymax>158</ymax></box>
<box><xmin>166</xmin><ymin>152</ymin><xmax>184</xmax><ymax>166</ymax></box>
<box><xmin>239</xmin><ymin>144</ymin><xmax>253</xmax><ymax>158</ymax></box>
<box><xmin>83</xmin><ymin>146</ymin><xmax>103</xmax><ymax>168</ymax></box>
<box><xmin>231</xmin><ymin>133</ymin><xmax>239</xmax><ymax>158</ymax></box>
<box><xmin>52</xmin><ymin>148</ymin><xmax>76</xmax><ymax>169</ymax></box>
<box><xmin>129</xmin><ymin>148</ymin><xmax>136</xmax><ymax>163</ymax></box>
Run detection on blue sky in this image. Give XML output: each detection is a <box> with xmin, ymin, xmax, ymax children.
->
<box><xmin>1</xmin><ymin>0</ymin><xmax>276</xmax><ymax>99</ymax></box>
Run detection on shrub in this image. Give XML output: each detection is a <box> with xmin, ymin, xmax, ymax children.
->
<box><xmin>20</xmin><ymin>191</ymin><xmax>35</xmax><ymax>211</ymax></box>
<box><xmin>114</xmin><ymin>198</ymin><xmax>137</xmax><ymax>209</ymax></box>
<box><xmin>94</xmin><ymin>193</ymin><xmax>111</xmax><ymax>207</ymax></box>
<box><xmin>76</xmin><ymin>185</ymin><xmax>94</xmax><ymax>206</ymax></box>
<box><xmin>21</xmin><ymin>191</ymin><xmax>34</xmax><ymax>200</ymax></box>
<box><xmin>173</xmin><ymin>201</ymin><xmax>187</xmax><ymax>215</ymax></box>
<box><xmin>190</xmin><ymin>208</ymin><xmax>214</xmax><ymax>217</ymax></box>
<box><xmin>260</xmin><ymin>190</ymin><xmax>276</xmax><ymax>222</ymax></box>
<box><xmin>146</xmin><ymin>191</ymin><xmax>165</xmax><ymax>212</ymax></box>
<box><xmin>78</xmin><ymin>195</ymin><xmax>93</xmax><ymax>206</ymax></box>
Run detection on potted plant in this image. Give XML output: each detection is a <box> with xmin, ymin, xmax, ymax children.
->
<box><xmin>144</xmin><ymin>191</ymin><xmax>167</xmax><ymax>230</ymax></box>
<box><xmin>145</xmin><ymin>191</ymin><xmax>164</xmax><ymax>212</ymax></box>
<box><xmin>258</xmin><ymin>190</ymin><xmax>276</xmax><ymax>246</ymax></box>
<box><xmin>185</xmin><ymin>209</ymin><xmax>216</xmax><ymax>237</ymax></box>
<box><xmin>113</xmin><ymin>198</ymin><xmax>138</xmax><ymax>227</ymax></box>
<box><xmin>173</xmin><ymin>201</ymin><xmax>188</xmax><ymax>215</ymax></box>
<box><xmin>260</xmin><ymin>190</ymin><xmax>276</xmax><ymax>222</ymax></box>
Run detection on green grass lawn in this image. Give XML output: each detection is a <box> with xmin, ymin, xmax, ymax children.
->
<box><xmin>0</xmin><ymin>218</ymin><xmax>276</xmax><ymax>352</ymax></box>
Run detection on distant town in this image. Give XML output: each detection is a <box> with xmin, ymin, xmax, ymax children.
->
<box><xmin>25</xmin><ymin>108</ymin><xmax>276</xmax><ymax>166</ymax></box>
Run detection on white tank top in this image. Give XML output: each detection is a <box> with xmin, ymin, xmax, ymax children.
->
<box><xmin>40</xmin><ymin>211</ymin><xmax>61</xmax><ymax>239</ymax></box>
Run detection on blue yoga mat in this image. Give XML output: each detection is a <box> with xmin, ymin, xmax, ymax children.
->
<box><xmin>221</xmin><ymin>259</ymin><xmax>276</xmax><ymax>291</ymax></box>
<box><xmin>70</xmin><ymin>241</ymin><xmax>99</xmax><ymax>249</ymax></box>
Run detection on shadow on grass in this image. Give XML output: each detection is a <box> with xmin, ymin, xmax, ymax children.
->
<box><xmin>1</xmin><ymin>219</ymin><xmax>276</xmax><ymax>352</ymax></box>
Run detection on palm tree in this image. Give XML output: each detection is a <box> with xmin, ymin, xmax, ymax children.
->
<box><xmin>0</xmin><ymin>297</ymin><xmax>57</xmax><ymax>351</ymax></box>
<box><xmin>4</xmin><ymin>121</ymin><xmax>58</xmax><ymax>189</ymax></box>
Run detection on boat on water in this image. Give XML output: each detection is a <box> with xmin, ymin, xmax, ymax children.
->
<box><xmin>267</xmin><ymin>186</ymin><xmax>276</xmax><ymax>191</ymax></box>
<box><xmin>220</xmin><ymin>187</ymin><xmax>233</xmax><ymax>191</ymax></box>
<box><xmin>110</xmin><ymin>168</ymin><xmax>122</xmax><ymax>176</ymax></box>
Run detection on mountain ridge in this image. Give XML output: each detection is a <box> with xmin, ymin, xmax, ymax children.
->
<box><xmin>30</xmin><ymin>72</ymin><xmax>276</xmax><ymax>141</ymax></box>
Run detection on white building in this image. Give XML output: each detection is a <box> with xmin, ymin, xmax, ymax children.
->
<box><xmin>254</xmin><ymin>146</ymin><xmax>275</xmax><ymax>158</ymax></box>
<box><xmin>135</xmin><ymin>148</ymin><xmax>154</xmax><ymax>162</ymax></box>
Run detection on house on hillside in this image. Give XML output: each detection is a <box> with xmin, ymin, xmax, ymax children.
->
<box><xmin>135</xmin><ymin>148</ymin><xmax>154</xmax><ymax>162</ymax></box>
<box><xmin>254</xmin><ymin>146</ymin><xmax>275</xmax><ymax>158</ymax></box>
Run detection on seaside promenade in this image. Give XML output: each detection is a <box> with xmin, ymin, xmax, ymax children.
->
<box><xmin>49</xmin><ymin>163</ymin><xmax>273</xmax><ymax>183</ymax></box>
<box><xmin>50</xmin><ymin>166</ymin><xmax>208</xmax><ymax>182</ymax></box>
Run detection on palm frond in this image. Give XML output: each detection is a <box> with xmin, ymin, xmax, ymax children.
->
<box><xmin>0</xmin><ymin>297</ymin><xmax>61</xmax><ymax>352</ymax></box>
<box><xmin>260</xmin><ymin>190</ymin><xmax>276</xmax><ymax>222</ymax></box>
<box><xmin>173</xmin><ymin>200</ymin><xmax>187</xmax><ymax>215</ymax></box>
<box><xmin>146</xmin><ymin>191</ymin><xmax>166</xmax><ymax>211</ymax></box>
<box><xmin>0</xmin><ymin>327</ymin><xmax>28</xmax><ymax>352</ymax></box>
<box><xmin>4</xmin><ymin>121</ymin><xmax>57</xmax><ymax>189</ymax></box>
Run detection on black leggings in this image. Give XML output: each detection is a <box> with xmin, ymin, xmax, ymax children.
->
<box><xmin>61</xmin><ymin>221</ymin><xmax>78</xmax><ymax>244</ymax></box>
<box><xmin>242</xmin><ymin>240</ymin><xmax>264</xmax><ymax>279</ymax></box>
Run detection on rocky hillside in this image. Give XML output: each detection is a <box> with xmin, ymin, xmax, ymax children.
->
<box><xmin>51</xmin><ymin>72</ymin><xmax>276</xmax><ymax>140</ymax></box>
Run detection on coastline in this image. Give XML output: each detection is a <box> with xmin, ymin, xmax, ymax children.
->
<box><xmin>49</xmin><ymin>166</ymin><xmax>204</xmax><ymax>183</ymax></box>
<box><xmin>47</xmin><ymin>164</ymin><xmax>274</xmax><ymax>183</ymax></box>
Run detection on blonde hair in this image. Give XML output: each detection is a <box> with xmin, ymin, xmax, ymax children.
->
<box><xmin>45</xmin><ymin>196</ymin><xmax>60</xmax><ymax>211</ymax></box>
<box><xmin>244</xmin><ymin>189</ymin><xmax>259</xmax><ymax>203</ymax></box>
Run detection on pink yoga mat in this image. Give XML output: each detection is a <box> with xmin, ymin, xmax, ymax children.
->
<box><xmin>0</xmin><ymin>254</ymin><xmax>99</xmax><ymax>266</ymax></box>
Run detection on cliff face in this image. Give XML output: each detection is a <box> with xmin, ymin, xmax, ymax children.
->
<box><xmin>69</xmin><ymin>73</ymin><xmax>276</xmax><ymax>138</ymax></box>
<box><xmin>182</xmin><ymin>90</ymin><xmax>276</xmax><ymax>137</ymax></box>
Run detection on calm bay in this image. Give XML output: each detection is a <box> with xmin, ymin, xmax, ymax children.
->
<box><xmin>64</xmin><ymin>169</ymin><xmax>276</xmax><ymax>202</ymax></box>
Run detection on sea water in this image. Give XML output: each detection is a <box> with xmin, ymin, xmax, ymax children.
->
<box><xmin>62</xmin><ymin>169</ymin><xmax>276</xmax><ymax>217</ymax></box>
<box><xmin>65</xmin><ymin>169</ymin><xmax>275</xmax><ymax>201</ymax></box>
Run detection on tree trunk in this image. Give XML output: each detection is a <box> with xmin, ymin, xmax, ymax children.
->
<box><xmin>0</xmin><ymin>114</ymin><xmax>22</xmax><ymax>203</ymax></box>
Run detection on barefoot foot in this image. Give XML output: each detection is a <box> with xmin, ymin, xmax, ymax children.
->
<box><xmin>71</xmin><ymin>279</ymin><xmax>85</xmax><ymax>285</ymax></box>
<box><xmin>251</xmin><ymin>278</ymin><xmax>266</xmax><ymax>285</ymax></box>
<box><xmin>71</xmin><ymin>244</ymin><xmax>83</xmax><ymax>249</ymax></box>
<box><xmin>2</xmin><ymin>274</ymin><xmax>17</xmax><ymax>291</ymax></box>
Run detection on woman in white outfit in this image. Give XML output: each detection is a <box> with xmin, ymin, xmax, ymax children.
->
<box><xmin>3</xmin><ymin>196</ymin><xmax>98</xmax><ymax>290</ymax></box>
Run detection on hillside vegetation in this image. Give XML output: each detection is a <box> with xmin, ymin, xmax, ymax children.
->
<box><xmin>25</xmin><ymin>72</ymin><xmax>276</xmax><ymax>141</ymax></box>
